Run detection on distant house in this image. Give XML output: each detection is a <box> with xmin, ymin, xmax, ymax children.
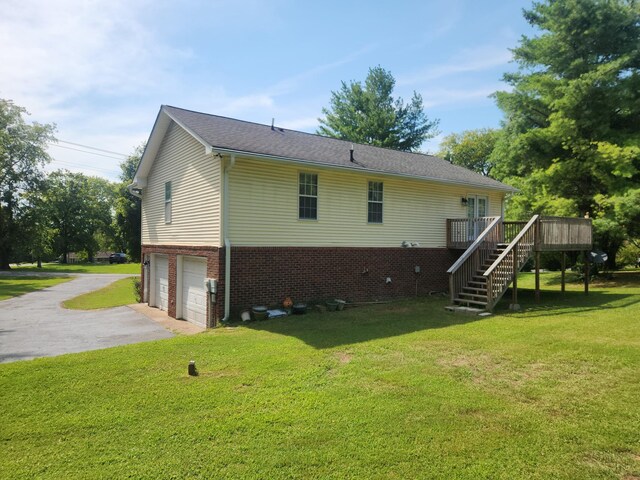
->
<box><xmin>66</xmin><ymin>251</ymin><xmax>110</xmax><ymax>264</ymax></box>
<box><xmin>130</xmin><ymin>105</ymin><xmax>518</xmax><ymax>327</ymax></box>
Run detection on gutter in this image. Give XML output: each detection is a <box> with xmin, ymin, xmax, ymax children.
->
<box><xmin>127</xmin><ymin>183</ymin><xmax>142</xmax><ymax>199</ymax></box>
<box><xmin>127</xmin><ymin>177</ymin><xmax>146</xmax><ymax>199</ymax></box>
<box><xmin>221</xmin><ymin>154</ymin><xmax>236</xmax><ymax>323</ymax></box>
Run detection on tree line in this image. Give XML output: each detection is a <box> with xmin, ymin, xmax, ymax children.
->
<box><xmin>0</xmin><ymin>99</ymin><xmax>141</xmax><ymax>269</ymax></box>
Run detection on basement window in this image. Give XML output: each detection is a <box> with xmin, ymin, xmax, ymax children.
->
<box><xmin>299</xmin><ymin>172</ymin><xmax>318</xmax><ymax>220</ymax></box>
<box><xmin>164</xmin><ymin>181</ymin><xmax>172</xmax><ymax>224</ymax></box>
<box><xmin>368</xmin><ymin>181</ymin><xmax>383</xmax><ymax>223</ymax></box>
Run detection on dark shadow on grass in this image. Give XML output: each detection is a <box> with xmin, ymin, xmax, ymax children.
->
<box><xmin>0</xmin><ymin>351</ymin><xmax>38</xmax><ymax>363</ymax></box>
<box><xmin>243</xmin><ymin>296</ymin><xmax>483</xmax><ymax>349</ymax></box>
<box><xmin>493</xmin><ymin>288</ymin><xmax>638</xmax><ymax>317</ymax></box>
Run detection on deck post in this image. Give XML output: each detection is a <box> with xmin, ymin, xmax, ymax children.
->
<box><xmin>449</xmin><ymin>274</ymin><xmax>454</xmax><ymax>305</ymax></box>
<box><xmin>534</xmin><ymin>251</ymin><xmax>541</xmax><ymax>303</ymax></box>
<box><xmin>561</xmin><ymin>252</ymin><xmax>566</xmax><ymax>294</ymax></box>
<box><xmin>584</xmin><ymin>250</ymin><xmax>590</xmax><ymax>295</ymax></box>
<box><xmin>510</xmin><ymin>244</ymin><xmax>520</xmax><ymax>311</ymax></box>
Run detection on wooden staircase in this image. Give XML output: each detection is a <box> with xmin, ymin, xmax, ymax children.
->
<box><xmin>447</xmin><ymin>215</ymin><xmax>541</xmax><ymax>312</ymax></box>
<box><xmin>447</xmin><ymin>214</ymin><xmax>593</xmax><ymax>313</ymax></box>
<box><xmin>453</xmin><ymin>243</ymin><xmax>508</xmax><ymax>309</ymax></box>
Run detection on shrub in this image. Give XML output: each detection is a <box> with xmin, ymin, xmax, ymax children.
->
<box><xmin>132</xmin><ymin>278</ymin><xmax>142</xmax><ymax>303</ymax></box>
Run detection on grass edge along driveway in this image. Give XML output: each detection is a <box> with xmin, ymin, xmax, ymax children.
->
<box><xmin>62</xmin><ymin>276</ymin><xmax>139</xmax><ymax>310</ymax></box>
<box><xmin>0</xmin><ymin>275</ymin><xmax>73</xmax><ymax>301</ymax></box>
<box><xmin>11</xmin><ymin>262</ymin><xmax>141</xmax><ymax>275</ymax></box>
<box><xmin>0</xmin><ymin>271</ymin><xmax>639</xmax><ymax>479</ymax></box>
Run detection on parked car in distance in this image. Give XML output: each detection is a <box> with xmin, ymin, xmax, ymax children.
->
<box><xmin>109</xmin><ymin>253</ymin><xmax>128</xmax><ymax>264</ymax></box>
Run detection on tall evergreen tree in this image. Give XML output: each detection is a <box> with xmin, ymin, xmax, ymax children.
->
<box><xmin>491</xmin><ymin>0</ymin><xmax>640</xmax><ymax>266</ymax></box>
<box><xmin>318</xmin><ymin>66</ymin><xmax>439</xmax><ymax>152</ymax></box>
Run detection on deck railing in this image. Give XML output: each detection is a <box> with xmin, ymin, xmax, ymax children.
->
<box><xmin>539</xmin><ymin>216</ymin><xmax>592</xmax><ymax>251</ymax></box>
<box><xmin>446</xmin><ymin>217</ymin><xmax>499</xmax><ymax>249</ymax></box>
<box><xmin>447</xmin><ymin>216</ymin><xmax>592</xmax><ymax>251</ymax></box>
<box><xmin>446</xmin><ymin>216</ymin><xmax>502</xmax><ymax>305</ymax></box>
<box><xmin>502</xmin><ymin>221</ymin><xmax>526</xmax><ymax>244</ymax></box>
<box><xmin>483</xmin><ymin>215</ymin><xmax>540</xmax><ymax>310</ymax></box>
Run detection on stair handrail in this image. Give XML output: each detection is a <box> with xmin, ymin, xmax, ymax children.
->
<box><xmin>483</xmin><ymin>214</ymin><xmax>540</xmax><ymax>309</ymax></box>
<box><xmin>447</xmin><ymin>216</ymin><xmax>502</xmax><ymax>305</ymax></box>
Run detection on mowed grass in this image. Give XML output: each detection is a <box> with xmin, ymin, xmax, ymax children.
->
<box><xmin>1</xmin><ymin>272</ymin><xmax>639</xmax><ymax>479</ymax></box>
<box><xmin>12</xmin><ymin>262</ymin><xmax>141</xmax><ymax>274</ymax></box>
<box><xmin>62</xmin><ymin>277</ymin><xmax>139</xmax><ymax>310</ymax></box>
<box><xmin>0</xmin><ymin>275</ymin><xmax>73</xmax><ymax>301</ymax></box>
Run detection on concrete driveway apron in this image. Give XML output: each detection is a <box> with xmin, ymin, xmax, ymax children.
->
<box><xmin>0</xmin><ymin>274</ymin><xmax>174</xmax><ymax>363</ymax></box>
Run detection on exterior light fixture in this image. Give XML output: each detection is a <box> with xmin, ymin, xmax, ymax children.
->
<box><xmin>461</xmin><ymin>197</ymin><xmax>468</xmax><ymax>206</ymax></box>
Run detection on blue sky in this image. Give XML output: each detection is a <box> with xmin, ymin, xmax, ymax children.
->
<box><xmin>1</xmin><ymin>0</ymin><xmax>535</xmax><ymax>180</ymax></box>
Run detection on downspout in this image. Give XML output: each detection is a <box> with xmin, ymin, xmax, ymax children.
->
<box><xmin>221</xmin><ymin>154</ymin><xmax>236</xmax><ymax>323</ymax></box>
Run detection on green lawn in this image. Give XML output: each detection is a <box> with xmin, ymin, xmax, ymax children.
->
<box><xmin>0</xmin><ymin>275</ymin><xmax>73</xmax><ymax>301</ymax></box>
<box><xmin>62</xmin><ymin>277</ymin><xmax>140</xmax><ymax>310</ymax></box>
<box><xmin>1</xmin><ymin>272</ymin><xmax>639</xmax><ymax>479</ymax></box>
<box><xmin>11</xmin><ymin>262</ymin><xmax>141</xmax><ymax>274</ymax></box>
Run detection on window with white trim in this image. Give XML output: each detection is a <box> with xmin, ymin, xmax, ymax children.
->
<box><xmin>298</xmin><ymin>173</ymin><xmax>318</xmax><ymax>220</ymax></box>
<box><xmin>164</xmin><ymin>181</ymin><xmax>172</xmax><ymax>224</ymax></box>
<box><xmin>368</xmin><ymin>181</ymin><xmax>383</xmax><ymax>223</ymax></box>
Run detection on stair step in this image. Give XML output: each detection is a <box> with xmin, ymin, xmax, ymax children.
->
<box><xmin>463</xmin><ymin>287</ymin><xmax>488</xmax><ymax>294</ymax></box>
<box><xmin>458</xmin><ymin>292</ymin><xmax>488</xmax><ymax>300</ymax></box>
<box><xmin>454</xmin><ymin>298</ymin><xmax>488</xmax><ymax>307</ymax></box>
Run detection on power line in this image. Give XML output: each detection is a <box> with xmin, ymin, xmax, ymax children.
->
<box><xmin>48</xmin><ymin>143</ymin><xmax>126</xmax><ymax>161</ymax></box>
<box><xmin>53</xmin><ymin>159</ymin><xmax>119</xmax><ymax>175</ymax></box>
<box><xmin>55</xmin><ymin>139</ymin><xmax>128</xmax><ymax>157</ymax></box>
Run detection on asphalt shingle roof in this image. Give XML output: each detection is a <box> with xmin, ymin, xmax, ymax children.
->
<box><xmin>163</xmin><ymin>105</ymin><xmax>514</xmax><ymax>191</ymax></box>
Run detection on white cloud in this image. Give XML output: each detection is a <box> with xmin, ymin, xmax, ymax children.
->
<box><xmin>398</xmin><ymin>45</ymin><xmax>513</xmax><ymax>86</ymax></box>
<box><xmin>0</xmin><ymin>0</ymin><xmax>194</xmax><ymax>120</ymax></box>
<box><xmin>420</xmin><ymin>85</ymin><xmax>502</xmax><ymax>108</ymax></box>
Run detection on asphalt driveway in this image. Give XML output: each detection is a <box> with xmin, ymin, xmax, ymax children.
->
<box><xmin>0</xmin><ymin>274</ymin><xmax>174</xmax><ymax>363</ymax></box>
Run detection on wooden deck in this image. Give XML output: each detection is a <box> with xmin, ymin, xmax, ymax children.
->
<box><xmin>446</xmin><ymin>215</ymin><xmax>593</xmax><ymax>311</ymax></box>
<box><xmin>447</xmin><ymin>216</ymin><xmax>592</xmax><ymax>251</ymax></box>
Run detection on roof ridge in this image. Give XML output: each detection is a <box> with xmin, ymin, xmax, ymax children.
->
<box><xmin>162</xmin><ymin>104</ymin><xmax>442</xmax><ymax>161</ymax></box>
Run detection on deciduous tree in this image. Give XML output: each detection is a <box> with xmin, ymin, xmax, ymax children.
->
<box><xmin>0</xmin><ymin>99</ymin><xmax>55</xmax><ymax>269</ymax></box>
<box><xmin>44</xmin><ymin>171</ymin><xmax>114</xmax><ymax>263</ymax></box>
<box><xmin>114</xmin><ymin>144</ymin><xmax>143</xmax><ymax>261</ymax></box>
<box><xmin>438</xmin><ymin>128</ymin><xmax>499</xmax><ymax>176</ymax></box>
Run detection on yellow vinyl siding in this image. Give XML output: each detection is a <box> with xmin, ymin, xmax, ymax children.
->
<box><xmin>228</xmin><ymin>158</ymin><xmax>505</xmax><ymax>247</ymax></box>
<box><xmin>142</xmin><ymin>122</ymin><xmax>222</xmax><ymax>246</ymax></box>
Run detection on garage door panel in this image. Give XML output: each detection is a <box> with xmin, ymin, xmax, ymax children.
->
<box><xmin>182</xmin><ymin>257</ymin><xmax>207</xmax><ymax>327</ymax></box>
<box><xmin>153</xmin><ymin>255</ymin><xmax>169</xmax><ymax>312</ymax></box>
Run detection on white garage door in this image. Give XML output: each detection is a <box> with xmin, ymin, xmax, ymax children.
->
<box><xmin>181</xmin><ymin>256</ymin><xmax>207</xmax><ymax>327</ymax></box>
<box><xmin>153</xmin><ymin>255</ymin><xmax>169</xmax><ymax>311</ymax></box>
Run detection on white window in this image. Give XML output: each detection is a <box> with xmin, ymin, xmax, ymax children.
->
<box><xmin>164</xmin><ymin>181</ymin><xmax>172</xmax><ymax>224</ymax></box>
<box><xmin>368</xmin><ymin>181</ymin><xmax>383</xmax><ymax>223</ymax></box>
<box><xmin>299</xmin><ymin>173</ymin><xmax>318</xmax><ymax>220</ymax></box>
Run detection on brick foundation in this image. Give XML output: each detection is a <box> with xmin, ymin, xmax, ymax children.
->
<box><xmin>229</xmin><ymin>247</ymin><xmax>460</xmax><ymax>313</ymax></box>
<box><xmin>142</xmin><ymin>245</ymin><xmax>460</xmax><ymax>324</ymax></box>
